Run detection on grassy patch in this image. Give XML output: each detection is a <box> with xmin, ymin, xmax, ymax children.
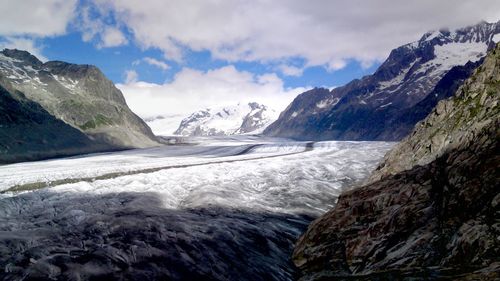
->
<box><xmin>79</xmin><ymin>114</ymin><xmax>113</xmax><ymax>130</ymax></box>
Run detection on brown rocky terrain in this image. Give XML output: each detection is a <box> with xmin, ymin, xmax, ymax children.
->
<box><xmin>292</xmin><ymin>43</ymin><xmax>500</xmax><ymax>280</ymax></box>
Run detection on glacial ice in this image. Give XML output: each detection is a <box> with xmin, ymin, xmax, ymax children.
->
<box><xmin>0</xmin><ymin>137</ymin><xmax>393</xmax><ymax>280</ymax></box>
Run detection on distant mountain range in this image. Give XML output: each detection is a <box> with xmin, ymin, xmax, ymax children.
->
<box><xmin>0</xmin><ymin>49</ymin><xmax>158</xmax><ymax>163</ymax></box>
<box><xmin>171</xmin><ymin>102</ymin><xmax>277</xmax><ymax>136</ymax></box>
<box><xmin>264</xmin><ymin>21</ymin><xmax>500</xmax><ymax>141</ymax></box>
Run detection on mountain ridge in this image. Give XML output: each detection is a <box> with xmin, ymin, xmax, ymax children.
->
<box><xmin>174</xmin><ymin>102</ymin><xmax>277</xmax><ymax>136</ymax></box>
<box><xmin>264</xmin><ymin>21</ymin><xmax>500</xmax><ymax>141</ymax></box>
<box><xmin>292</xmin><ymin>42</ymin><xmax>500</xmax><ymax>281</ymax></box>
<box><xmin>0</xmin><ymin>49</ymin><xmax>159</xmax><ymax>163</ymax></box>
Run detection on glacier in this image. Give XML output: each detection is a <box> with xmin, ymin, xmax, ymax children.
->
<box><xmin>0</xmin><ymin>137</ymin><xmax>393</xmax><ymax>280</ymax></box>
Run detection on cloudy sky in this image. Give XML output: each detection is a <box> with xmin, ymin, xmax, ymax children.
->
<box><xmin>1</xmin><ymin>0</ymin><xmax>499</xmax><ymax>117</ymax></box>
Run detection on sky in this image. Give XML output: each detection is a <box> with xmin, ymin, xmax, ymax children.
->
<box><xmin>0</xmin><ymin>0</ymin><xmax>499</xmax><ymax>118</ymax></box>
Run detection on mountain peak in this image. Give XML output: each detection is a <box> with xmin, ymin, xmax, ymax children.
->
<box><xmin>1</xmin><ymin>48</ymin><xmax>43</xmax><ymax>66</ymax></box>
<box><xmin>265</xmin><ymin>21</ymin><xmax>499</xmax><ymax>141</ymax></box>
<box><xmin>173</xmin><ymin>102</ymin><xmax>277</xmax><ymax>136</ymax></box>
<box><xmin>416</xmin><ymin>20</ymin><xmax>500</xmax><ymax>46</ymax></box>
<box><xmin>0</xmin><ymin>49</ymin><xmax>158</xmax><ymax>150</ymax></box>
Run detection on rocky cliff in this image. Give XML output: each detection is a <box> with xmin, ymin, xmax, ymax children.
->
<box><xmin>0</xmin><ymin>49</ymin><xmax>159</xmax><ymax>163</ymax></box>
<box><xmin>265</xmin><ymin>21</ymin><xmax>499</xmax><ymax>141</ymax></box>
<box><xmin>292</xmin><ymin>43</ymin><xmax>500</xmax><ymax>280</ymax></box>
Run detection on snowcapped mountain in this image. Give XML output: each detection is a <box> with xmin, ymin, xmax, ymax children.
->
<box><xmin>265</xmin><ymin>21</ymin><xmax>500</xmax><ymax>141</ymax></box>
<box><xmin>0</xmin><ymin>49</ymin><xmax>158</xmax><ymax>163</ymax></box>
<box><xmin>174</xmin><ymin>102</ymin><xmax>277</xmax><ymax>136</ymax></box>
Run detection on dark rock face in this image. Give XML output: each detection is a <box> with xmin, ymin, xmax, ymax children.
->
<box><xmin>0</xmin><ymin>49</ymin><xmax>159</xmax><ymax>163</ymax></box>
<box><xmin>292</xmin><ymin>44</ymin><xmax>500</xmax><ymax>280</ymax></box>
<box><xmin>265</xmin><ymin>21</ymin><xmax>499</xmax><ymax>141</ymax></box>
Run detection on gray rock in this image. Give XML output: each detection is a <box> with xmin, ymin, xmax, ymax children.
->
<box><xmin>292</xmin><ymin>43</ymin><xmax>500</xmax><ymax>280</ymax></box>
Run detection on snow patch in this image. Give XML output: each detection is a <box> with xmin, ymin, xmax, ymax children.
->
<box><xmin>416</xmin><ymin>42</ymin><xmax>487</xmax><ymax>77</ymax></box>
<box><xmin>316</xmin><ymin>97</ymin><xmax>339</xmax><ymax>109</ymax></box>
<box><xmin>378</xmin><ymin>59</ymin><xmax>417</xmax><ymax>90</ymax></box>
<box><xmin>493</xmin><ymin>33</ymin><xmax>500</xmax><ymax>43</ymax></box>
<box><xmin>425</xmin><ymin>30</ymin><xmax>442</xmax><ymax>41</ymax></box>
<box><xmin>53</xmin><ymin>74</ymin><xmax>79</xmax><ymax>90</ymax></box>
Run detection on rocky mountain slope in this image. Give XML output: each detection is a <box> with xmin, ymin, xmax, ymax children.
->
<box><xmin>174</xmin><ymin>102</ymin><xmax>277</xmax><ymax>136</ymax></box>
<box><xmin>265</xmin><ymin>21</ymin><xmax>499</xmax><ymax>141</ymax></box>
<box><xmin>0</xmin><ymin>49</ymin><xmax>158</xmax><ymax>163</ymax></box>
<box><xmin>292</xmin><ymin>43</ymin><xmax>500</xmax><ymax>280</ymax></box>
<box><xmin>0</xmin><ymin>84</ymin><xmax>108</xmax><ymax>163</ymax></box>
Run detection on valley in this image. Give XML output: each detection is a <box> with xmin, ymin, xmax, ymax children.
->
<box><xmin>0</xmin><ymin>3</ymin><xmax>498</xmax><ymax>279</ymax></box>
<box><xmin>0</xmin><ymin>137</ymin><xmax>393</xmax><ymax>279</ymax></box>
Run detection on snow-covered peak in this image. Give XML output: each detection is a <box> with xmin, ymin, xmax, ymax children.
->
<box><xmin>371</xmin><ymin>21</ymin><xmax>499</xmax><ymax>107</ymax></box>
<box><xmin>418</xmin><ymin>21</ymin><xmax>499</xmax><ymax>45</ymax></box>
<box><xmin>174</xmin><ymin>102</ymin><xmax>278</xmax><ymax>136</ymax></box>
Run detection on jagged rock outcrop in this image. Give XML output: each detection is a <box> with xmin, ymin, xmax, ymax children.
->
<box><xmin>174</xmin><ymin>102</ymin><xmax>276</xmax><ymax>136</ymax></box>
<box><xmin>0</xmin><ymin>49</ymin><xmax>159</xmax><ymax>163</ymax></box>
<box><xmin>265</xmin><ymin>21</ymin><xmax>499</xmax><ymax>141</ymax></box>
<box><xmin>292</xmin><ymin>43</ymin><xmax>500</xmax><ymax>280</ymax></box>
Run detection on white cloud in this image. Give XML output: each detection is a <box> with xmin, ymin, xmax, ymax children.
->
<box><xmin>0</xmin><ymin>37</ymin><xmax>47</xmax><ymax>62</ymax></box>
<box><xmin>117</xmin><ymin>65</ymin><xmax>307</xmax><ymax>118</ymax></box>
<box><xmin>98</xmin><ymin>26</ymin><xmax>128</xmax><ymax>48</ymax></box>
<box><xmin>79</xmin><ymin>6</ymin><xmax>128</xmax><ymax>48</ymax></box>
<box><xmin>124</xmin><ymin>70</ymin><xmax>139</xmax><ymax>83</ymax></box>
<box><xmin>133</xmin><ymin>57</ymin><xmax>170</xmax><ymax>70</ymax></box>
<box><xmin>0</xmin><ymin>0</ymin><xmax>77</xmax><ymax>60</ymax></box>
<box><xmin>90</xmin><ymin>0</ymin><xmax>500</xmax><ymax>70</ymax></box>
<box><xmin>0</xmin><ymin>0</ymin><xmax>77</xmax><ymax>37</ymax></box>
<box><xmin>277</xmin><ymin>64</ymin><xmax>304</xmax><ymax>77</ymax></box>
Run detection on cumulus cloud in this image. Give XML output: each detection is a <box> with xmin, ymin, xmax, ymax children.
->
<box><xmin>277</xmin><ymin>64</ymin><xmax>304</xmax><ymax>77</ymax></box>
<box><xmin>90</xmin><ymin>0</ymin><xmax>500</xmax><ymax>70</ymax></box>
<box><xmin>79</xmin><ymin>6</ymin><xmax>128</xmax><ymax>48</ymax></box>
<box><xmin>124</xmin><ymin>70</ymin><xmax>139</xmax><ymax>83</ymax></box>
<box><xmin>117</xmin><ymin>65</ymin><xmax>307</xmax><ymax>118</ymax></box>
<box><xmin>98</xmin><ymin>26</ymin><xmax>128</xmax><ymax>48</ymax></box>
<box><xmin>133</xmin><ymin>57</ymin><xmax>170</xmax><ymax>70</ymax></box>
<box><xmin>0</xmin><ymin>0</ymin><xmax>77</xmax><ymax>37</ymax></box>
<box><xmin>0</xmin><ymin>0</ymin><xmax>77</xmax><ymax>60</ymax></box>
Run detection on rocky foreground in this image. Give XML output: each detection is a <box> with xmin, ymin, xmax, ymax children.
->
<box><xmin>292</xmin><ymin>43</ymin><xmax>500</xmax><ymax>280</ymax></box>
